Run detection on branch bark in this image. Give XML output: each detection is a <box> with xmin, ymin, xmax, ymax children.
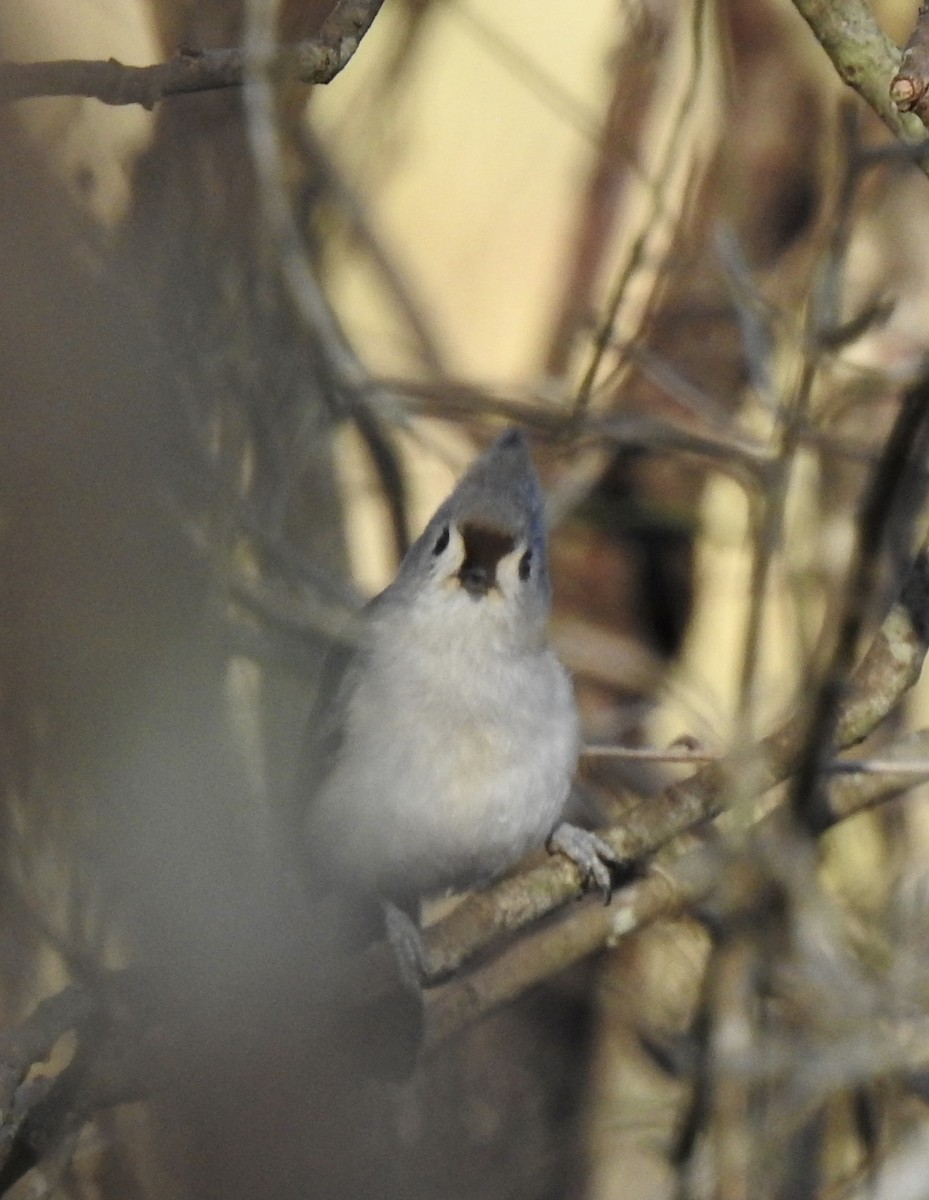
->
<box><xmin>423</xmin><ymin>712</ymin><xmax>929</xmax><ymax>1051</ymax></box>
<box><xmin>891</xmin><ymin>2</ymin><xmax>929</xmax><ymax>125</ymax></box>
<box><xmin>3</xmin><ymin>563</ymin><xmax>929</xmax><ymax>1170</ymax></box>
<box><xmin>420</xmin><ymin>368</ymin><xmax>929</xmax><ymax>981</ymax></box>
<box><xmin>790</xmin><ymin>0</ymin><xmax>929</xmax><ymax>154</ymax></box>
<box><xmin>0</xmin><ymin>0</ymin><xmax>385</xmax><ymax>108</ymax></box>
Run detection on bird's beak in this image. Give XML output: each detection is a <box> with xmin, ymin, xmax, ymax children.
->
<box><xmin>457</xmin><ymin>524</ymin><xmax>515</xmax><ymax>599</ymax></box>
<box><xmin>458</xmin><ymin>563</ymin><xmax>492</xmax><ymax>597</ymax></box>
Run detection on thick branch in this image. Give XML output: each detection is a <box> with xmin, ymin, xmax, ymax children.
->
<box><xmin>0</xmin><ymin>0</ymin><xmax>385</xmax><ymax>108</ymax></box>
<box><xmin>790</xmin><ymin>0</ymin><xmax>929</xmax><ymax>150</ymax></box>
<box><xmin>421</xmin><ymin>526</ymin><xmax>929</xmax><ymax>981</ymax></box>
<box><xmin>426</xmin><ymin>867</ymin><xmax>691</xmax><ymax>1051</ymax></box>
<box><xmin>423</xmin><ymin>717</ymin><xmax>929</xmax><ymax>1050</ymax></box>
<box><xmin>891</xmin><ymin>2</ymin><xmax>929</xmax><ymax>125</ymax></box>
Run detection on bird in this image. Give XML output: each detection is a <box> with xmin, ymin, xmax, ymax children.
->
<box><xmin>301</xmin><ymin>428</ymin><xmax>617</xmax><ymax>976</ymax></box>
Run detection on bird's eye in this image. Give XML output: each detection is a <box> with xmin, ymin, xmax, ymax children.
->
<box><xmin>432</xmin><ymin>525</ymin><xmax>450</xmax><ymax>556</ymax></box>
<box><xmin>518</xmin><ymin>549</ymin><xmax>532</xmax><ymax>580</ymax></box>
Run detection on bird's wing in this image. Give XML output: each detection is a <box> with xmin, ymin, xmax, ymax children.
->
<box><xmin>294</xmin><ymin>636</ymin><xmax>365</xmax><ymax>820</ymax></box>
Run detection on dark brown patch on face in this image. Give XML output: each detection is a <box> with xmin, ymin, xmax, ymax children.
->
<box><xmin>457</xmin><ymin>524</ymin><xmax>515</xmax><ymax>597</ymax></box>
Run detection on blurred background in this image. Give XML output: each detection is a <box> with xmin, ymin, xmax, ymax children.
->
<box><xmin>4</xmin><ymin>0</ymin><xmax>929</xmax><ymax>1197</ymax></box>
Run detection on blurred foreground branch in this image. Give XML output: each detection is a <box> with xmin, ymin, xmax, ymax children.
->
<box><xmin>0</xmin><ymin>0</ymin><xmax>384</xmax><ymax>107</ymax></box>
<box><xmin>3</xmin><ymin>684</ymin><xmax>926</xmax><ymax>1179</ymax></box>
<box><xmin>5</xmin><ymin>393</ymin><xmax>929</xmax><ymax>1167</ymax></box>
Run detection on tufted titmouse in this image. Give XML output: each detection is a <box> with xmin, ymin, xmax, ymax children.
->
<box><xmin>302</xmin><ymin>429</ymin><xmax>617</xmax><ymax>966</ymax></box>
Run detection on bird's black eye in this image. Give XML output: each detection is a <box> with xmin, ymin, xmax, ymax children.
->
<box><xmin>518</xmin><ymin>549</ymin><xmax>532</xmax><ymax>580</ymax></box>
<box><xmin>432</xmin><ymin>525</ymin><xmax>450</xmax><ymax>556</ymax></box>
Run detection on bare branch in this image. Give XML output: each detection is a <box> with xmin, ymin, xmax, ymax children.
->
<box><xmin>572</xmin><ymin>0</ymin><xmax>716</xmax><ymax>418</ymax></box>
<box><xmin>790</xmin><ymin>378</ymin><xmax>929</xmax><ymax>832</ymax></box>
<box><xmin>891</xmin><ymin>2</ymin><xmax>929</xmax><ymax>126</ymax></box>
<box><xmin>583</xmin><ymin>742</ymin><xmax>929</xmax><ymax>779</ymax></box>
<box><xmin>423</xmin><ymin>715</ymin><xmax>929</xmax><ymax>1050</ymax></box>
<box><xmin>425</xmin><ymin>866</ymin><xmax>691</xmax><ymax>1052</ymax></box>
<box><xmin>0</xmin><ymin>0</ymin><xmax>385</xmax><ymax>109</ymax></box>
<box><xmin>6</xmin><ymin>692</ymin><xmax>929</xmax><ymax>1155</ymax></box>
<box><xmin>419</xmin><ymin>518</ymin><xmax>929</xmax><ymax>982</ymax></box>
<box><xmin>0</xmin><ymin>985</ymin><xmax>97</xmax><ymax>1116</ymax></box>
<box><xmin>790</xmin><ymin>0</ymin><xmax>929</xmax><ymax>153</ymax></box>
<box><xmin>828</xmin><ymin>729</ymin><xmax>929</xmax><ymax>819</ymax></box>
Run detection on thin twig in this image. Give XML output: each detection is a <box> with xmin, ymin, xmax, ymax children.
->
<box><xmin>244</xmin><ymin>0</ymin><xmax>415</xmax><ymax>568</ymax></box>
<box><xmin>583</xmin><ymin>745</ymin><xmax>718</xmax><ymax>763</ymax></box>
<box><xmin>828</xmin><ymin>729</ymin><xmax>929</xmax><ymax>818</ymax></box>
<box><xmin>584</xmin><ymin>742</ymin><xmax>929</xmax><ymax>777</ymax></box>
<box><xmin>572</xmin><ymin>0</ymin><xmax>713</xmax><ymax>419</ymax></box>
<box><xmin>543</xmin><ymin>9</ymin><xmax>672</xmax><ymax>375</ymax></box>
<box><xmin>789</xmin><ymin>379</ymin><xmax>929</xmax><ymax>833</ymax></box>
<box><xmin>298</xmin><ymin>125</ymin><xmax>446</xmax><ymax>375</ymax></box>
<box><xmin>735</xmin><ymin>328</ymin><xmax>816</xmax><ymax>744</ymax></box>
<box><xmin>891</xmin><ymin>2</ymin><xmax>929</xmax><ymax>126</ymax></box>
<box><xmin>0</xmin><ymin>0</ymin><xmax>385</xmax><ymax>108</ymax></box>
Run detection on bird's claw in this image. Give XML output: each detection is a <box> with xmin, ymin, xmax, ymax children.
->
<box><xmin>547</xmin><ymin>822</ymin><xmax>622</xmax><ymax>904</ymax></box>
<box><xmin>382</xmin><ymin>900</ymin><xmax>429</xmax><ymax>992</ymax></box>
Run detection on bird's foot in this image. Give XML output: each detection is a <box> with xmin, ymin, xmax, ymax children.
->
<box><xmin>382</xmin><ymin>900</ymin><xmax>429</xmax><ymax>992</ymax></box>
<box><xmin>547</xmin><ymin>823</ymin><xmax>625</xmax><ymax>903</ymax></box>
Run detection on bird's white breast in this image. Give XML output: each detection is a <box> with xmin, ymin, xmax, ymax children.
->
<box><xmin>311</xmin><ymin>593</ymin><xmax>580</xmax><ymax>897</ymax></box>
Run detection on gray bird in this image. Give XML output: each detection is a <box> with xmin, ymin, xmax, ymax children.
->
<box><xmin>302</xmin><ymin>428</ymin><xmax>616</xmax><ymax>967</ymax></box>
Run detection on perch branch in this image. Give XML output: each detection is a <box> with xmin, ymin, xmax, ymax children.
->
<box><xmin>423</xmin><ymin>714</ymin><xmax>929</xmax><ymax>1050</ymax></box>
<box><xmin>421</xmin><ymin>516</ymin><xmax>929</xmax><ymax>981</ymax></box>
<box><xmin>4</xmin><ymin>590</ymin><xmax>929</xmax><ymax>1159</ymax></box>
